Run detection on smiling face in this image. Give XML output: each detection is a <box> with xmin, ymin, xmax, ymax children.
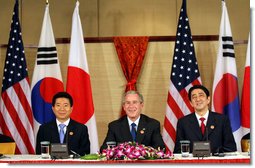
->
<box><xmin>190</xmin><ymin>88</ymin><xmax>210</xmax><ymax>116</ymax></box>
<box><xmin>52</xmin><ymin>97</ymin><xmax>73</xmax><ymax>123</ymax></box>
<box><xmin>123</xmin><ymin>93</ymin><xmax>144</xmax><ymax>122</ymax></box>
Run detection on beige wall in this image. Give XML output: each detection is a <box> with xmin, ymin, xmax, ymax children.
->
<box><xmin>0</xmin><ymin>0</ymin><xmax>250</xmax><ymax>147</ymax></box>
<box><xmin>0</xmin><ymin>0</ymin><xmax>249</xmax><ymax>43</ymax></box>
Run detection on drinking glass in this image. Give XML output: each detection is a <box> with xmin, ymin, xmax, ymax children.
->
<box><xmin>180</xmin><ymin>140</ymin><xmax>190</xmax><ymax>157</ymax></box>
<box><xmin>40</xmin><ymin>141</ymin><xmax>50</xmax><ymax>159</ymax></box>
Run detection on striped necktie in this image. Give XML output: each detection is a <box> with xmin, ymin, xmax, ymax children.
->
<box><xmin>131</xmin><ymin>123</ymin><xmax>137</xmax><ymax>142</ymax></box>
<box><xmin>59</xmin><ymin>124</ymin><xmax>66</xmax><ymax>143</ymax></box>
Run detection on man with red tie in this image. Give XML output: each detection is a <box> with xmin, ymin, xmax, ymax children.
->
<box><xmin>174</xmin><ymin>85</ymin><xmax>236</xmax><ymax>154</ymax></box>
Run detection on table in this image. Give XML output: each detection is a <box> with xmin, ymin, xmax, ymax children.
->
<box><xmin>0</xmin><ymin>152</ymin><xmax>250</xmax><ymax>164</ymax></box>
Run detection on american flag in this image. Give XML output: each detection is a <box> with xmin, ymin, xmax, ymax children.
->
<box><xmin>0</xmin><ymin>0</ymin><xmax>35</xmax><ymax>154</ymax></box>
<box><xmin>162</xmin><ymin>0</ymin><xmax>202</xmax><ymax>152</ymax></box>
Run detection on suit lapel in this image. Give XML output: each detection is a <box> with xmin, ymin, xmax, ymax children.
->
<box><xmin>50</xmin><ymin>121</ymin><xmax>60</xmax><ymax>143</ymax></box>
<box><xmin>189</xmin><ymin>113</ymin><xmax>204</xmax><ymax>140</ymax></box>
<box><xmin>66</xmin><ymin>119</ymin><xmax>75</xmax><ymax>143</ymax></box>
<box><xmin>188</xmin><ymin>112</ymin><xmax>217</xmax><ymax>141</ymax></box>
<box><xmin>120</xmin><ymin>117</ymin><xmax>133</xmax><ymax>142</ymax></box>
<box><xmin>136</xmin><ymin>115</ymin><xmax>146</xmax><ymax>143</ymax></box>
<box><xmin>206</xmin><ymin>112</ymin><xmax>217</xmax><ymax>139</ymax></box>
<box><xmin>52</xmin><ymin>120</ymin><xmax>75</xmax><ymax>143</ymax></box>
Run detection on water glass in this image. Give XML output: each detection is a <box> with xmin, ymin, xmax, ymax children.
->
<box><xmin>106</xmin><ymin>141</ymin><xmax>116</xmax><ymax>149</ymax></box>
<box><xmin>40</xmin><ymin>141</ymin><xmax>50</xmax><ymax>159</ymax></box>
<box><xmin>180</xmin><ymin>140</ymin><xmax>190</xmax><ymax>157</ymax></box>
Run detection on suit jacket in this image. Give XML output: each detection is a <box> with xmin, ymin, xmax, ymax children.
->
<box><xmin>173</xmin><ymin>111</ymin><xmax>237</xmax><ymax>153</ymax></box>
<box><xmin>36</xmin><ymin>119</ymin><xmax>90</xmax><ymax>156</ymax></box>
<box><xmin>100</xmin><ymin>114</ymin><xmax>165</xmax><ymax>151</ymax></box>
<box><xmin>0</xmin><ymin>134</ymin><xmax>14</xmax><ymax>143</ymax></box>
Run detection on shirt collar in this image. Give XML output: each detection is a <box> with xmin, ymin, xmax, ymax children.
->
<box><xmin>195</xmin><ymin>110</ymin><xmax>209</xmax><ymax>123</ymax></box>
<box><xmin>127</xmin><ymin>116</ymin><xmax>140</xmax><ymax>127</ymax></box>
<box><xmin>56</xmin><ymin>118</ymin><xmax>70</xmax><ymax>127</ymax></box>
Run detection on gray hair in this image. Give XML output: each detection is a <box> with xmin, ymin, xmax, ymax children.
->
<box><xmin>122</xmin><ymin>90</ymin><xmax>144</xmax><ymax>104</ymax></box>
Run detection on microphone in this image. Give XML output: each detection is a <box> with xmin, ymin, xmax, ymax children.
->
<box><xmin>70</xmin><ymin>150</ymin><xmax>81</xmax><ymax>158</ymax></box>
<box><xmin>66</xmin><ymin>125</ymin><xmax>69</xmax><ymax>152</ymax></box>
<box><xmin>206</xmin><ymin>126</ymin><xmax>209</xmax><ymax>141</ymax></box>
<box><xmin>192</xmin><ymin>125</ymin><xmax>211</xmax><ymax>157</ymax></box>
<box><xmin>212</xmin><ymin>146</ymin><xmax>225</xmax><ymax>157</ymax></box>
<box><xmin>66</xmin><ymin>125</ymin><xmax>80</xmax><ymax>158</ymax></box>
<box><xmin>50</xmin><ymin>124</ymin><xmax>69</xmax><ymax>159</ymax></box>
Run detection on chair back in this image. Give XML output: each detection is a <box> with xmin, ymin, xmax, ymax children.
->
<box><xmin>0</xmin><ymin>142</ymin><xmax>16</xmax><ymax>154</ymax></box>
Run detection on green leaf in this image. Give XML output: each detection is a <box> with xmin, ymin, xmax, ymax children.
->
<box><xmin>80</xmin><ymin>154</ymin><xmax>101</xmax><ymax>160</ymax></box>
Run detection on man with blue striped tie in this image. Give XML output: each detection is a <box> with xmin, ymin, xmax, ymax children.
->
<box><xmin>36</xmin><ymin>92</ymin><xmax>90</xmax><ymax>156</ymax></box>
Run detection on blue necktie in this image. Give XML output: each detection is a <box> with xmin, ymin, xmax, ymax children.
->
<box><xmin>131</xmin><ymin>123</ymin><xmax>137</xmax><ymax>142</ymax></box>
<box><xmin>59</xmin><ymin>124</ymin><xmax>66</xmax><ymax>143</ymax></box>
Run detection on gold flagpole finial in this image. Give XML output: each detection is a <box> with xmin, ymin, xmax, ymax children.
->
<box><xmin>46</xmin><ymin>0</ymin><xmax>49</xmax><ymax>4</ymax></box>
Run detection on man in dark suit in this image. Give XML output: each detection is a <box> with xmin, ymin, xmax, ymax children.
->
<box><xmin>36</xmin><ymin>92</ymin><xmax>90</xmax><ymax>156</ymax></box>
<box><xmin>174</xmin><ymin>85</ymin><xmax>237</xmax><ymax>154</ymax></box>
<box><xmin>0</xmin><ymin>134</ymin><xmax>14</xmax><ymax>143</ymax></box>
<box><xmin>100</xmin><ymin>90</ymin><xmax>165</xmax><ymax>151</ymax></box>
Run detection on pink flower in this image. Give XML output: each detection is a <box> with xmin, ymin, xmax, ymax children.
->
<box><xmin>99</xmin><ymin>142</ymin><xmax>173</xmax><ymax>160</ymax></box>
<box><xmin>156</xmin><ymin>151</ymin><xmax>164</xmax><ymax>158</ymax></box>
<box><xmin>115</xmin><ymin>150</ymin><xmax>125</xmax><ymax>158</ymax></box>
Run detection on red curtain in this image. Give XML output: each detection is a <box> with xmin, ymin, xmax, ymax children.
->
<box><xmin>113</xmin><ymin>36</ymin><xmax>149</xmax><ymax>116</ymax></box>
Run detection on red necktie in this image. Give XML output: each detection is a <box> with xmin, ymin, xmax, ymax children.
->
<box><xmin>200</xmin><ymin>117</ymin><xmax>206</xmax><ymax>135</ymax></box>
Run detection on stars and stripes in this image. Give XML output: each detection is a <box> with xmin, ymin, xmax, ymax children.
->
<box><xmin>162</xmin><ymin>0</ymin><xmax>201</xmax><ymax>152</ymax></box>
<box><xmin>0</xmin><ymin>0</ymin><xmax>35</xmax><ymax>154</ymax></box>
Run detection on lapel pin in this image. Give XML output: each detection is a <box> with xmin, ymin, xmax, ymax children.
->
<box><xmin>69</xmin><ymin>131</ymin><xmax>74</xmax><ymax>136</ymax></box>
<box><xmin>140</xmin><ymin>128</ymin><xmax>146</xmax><ymax>134</ymax></box>
<box><xmin>210</xmin><ymin>125</ymin><xmax>215</xmax><ymax>129</ymax></box>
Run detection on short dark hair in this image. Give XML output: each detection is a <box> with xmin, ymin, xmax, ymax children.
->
<box><xmin>188</xmin><ymin>85</ymin><xmax>210</xmax><ymax>101</ymax></box>
<box><xmin>52</xmin><ymin>92</ymin><xmax>73</xmax><ymax>107</ymax></box>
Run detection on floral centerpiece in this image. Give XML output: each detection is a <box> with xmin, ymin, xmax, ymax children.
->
<box><xmin>81</xmin><ymin>142</ymin><xmax>173</xmax><ymax>160</ymax></box>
